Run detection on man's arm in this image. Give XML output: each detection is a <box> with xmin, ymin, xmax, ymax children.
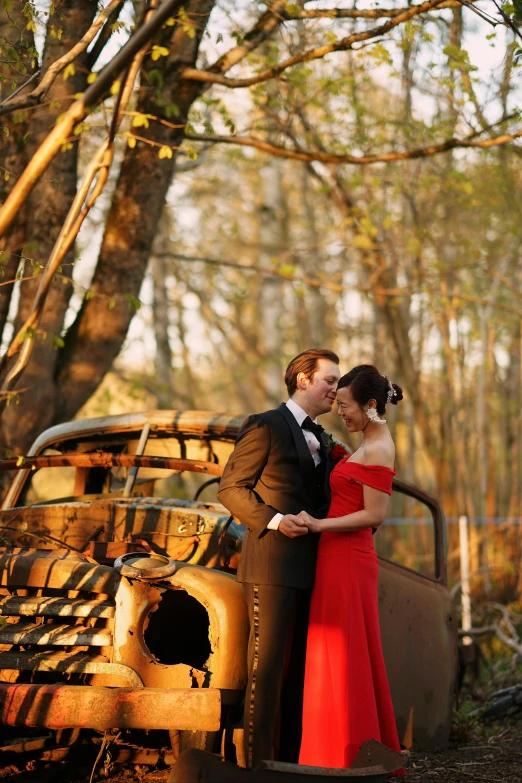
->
<box><xmin>217</xmin><ymin>414</ymin><xmax>278</xmax><ymax>538</ymax></box>
<box><xmin>218</xmin><ymin>414</ymin><xmax>307</xmax><ymax>539</ymax></box>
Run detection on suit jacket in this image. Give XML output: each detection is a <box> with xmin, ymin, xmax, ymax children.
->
<box><xmin>217</xmin><ymin>403</ymin><xmax>332</xmax><ymax>589</ymax></box>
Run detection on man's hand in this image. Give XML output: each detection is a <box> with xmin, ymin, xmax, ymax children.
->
<box><xmin>297</xmin><ymin>510</ymin><xmax>323</xmax><ymax>534</ymax></box>
<box><xmin>278</xmin><ymin>514</ymin><xmax>309</xmax><ymax>538</ymax></box>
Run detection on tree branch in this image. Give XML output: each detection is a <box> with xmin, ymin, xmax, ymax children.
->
<box><xmin>87</xmin><ymin>1</ymin><xmax>125</xmax><ymax>70</ymax></box>
<box><xmin>296</xmin><ymin>0</ymin><xmax>476</xmax><ymax>18</ymax></box>
<box><xmin>205</xmin><ymin>0</ymin><xmax>292</xmax><ymax>75</ymax></box>
<box><xmin>181</xmin><ymin>0</ymin><xmax>451</xmax><ymax>88</ymax></box>
<box><xmin>184</xmin><ymin>124</ymin><xmax>522</xmax><ymax>165</ymax></box>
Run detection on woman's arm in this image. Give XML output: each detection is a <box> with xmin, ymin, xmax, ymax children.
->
<box><xmin>298</xmin><ymin>484</ymin><xmax>390</xmax><ymax>533</ymax></box>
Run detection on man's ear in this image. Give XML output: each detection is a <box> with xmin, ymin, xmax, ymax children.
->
<box><xmin>296</xmin><ymin>371</ymin><xmax>308</xmax><ymax>390</ymax></box>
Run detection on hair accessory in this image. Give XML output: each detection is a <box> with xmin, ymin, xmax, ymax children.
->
<box><xmin>366</xmin><ymin>407</ymin><xmax>386</xmax><ymax>425</ymax></box>
<box><xmin>383</xmin><ymin>374</ymin><xmax>397</xmax><ymax>405</ymax></box>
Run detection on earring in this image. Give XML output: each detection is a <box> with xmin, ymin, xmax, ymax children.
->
<box><xmin>366</xmin><ymin>407</ymin><xmax>386</xmax><ymax>425</ymax></box>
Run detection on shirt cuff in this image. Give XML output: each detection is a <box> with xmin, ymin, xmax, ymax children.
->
<box><xmin>267</xmin><ymin>513</ymin><xmax>283</xmax><ymax>530</ymax></box>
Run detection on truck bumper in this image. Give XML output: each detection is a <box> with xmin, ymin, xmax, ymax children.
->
<box><xmin>0</xmin><ymin>684</ymin><xmax>221</xmax><ymax>731</ymax></box>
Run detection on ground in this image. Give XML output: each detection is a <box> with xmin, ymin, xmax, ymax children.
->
<box><xmin>2</xmin><ymin>720</ymin><xmax>522</xmax><ymax>783</ymax></box>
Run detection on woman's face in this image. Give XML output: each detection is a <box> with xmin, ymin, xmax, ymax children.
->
<box><xmin>336</xmin><ymin>385</ymin><xmax>366</xmax><ymax>433</ymax></box>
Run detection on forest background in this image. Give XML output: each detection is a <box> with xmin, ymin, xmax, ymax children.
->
<box><xmin>1</xmin><ymin>0</ymin><xmax>522</xmax><ymax>579</ymax></box>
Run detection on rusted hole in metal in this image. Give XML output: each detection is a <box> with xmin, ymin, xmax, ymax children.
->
<box><xmin>144</xmin><ymin>589</ymin><xmax>210</xmax><ymax>668</ymax></box>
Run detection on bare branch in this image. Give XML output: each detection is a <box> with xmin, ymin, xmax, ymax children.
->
<box><xmin>87</xmin><ymin>1</ymin><xmax>125</xmax><ymax>70</ymax></box>
<box><xmin>0</xmin><ymin>68</ymin><xmax>41</xmax><ymax>105</ymax></box>
<box><xmin>206</xmin><ymin>0</ymin><xmax>291</xmax><ymax>75</ymax></box>
<box><xmin>181</xmin><ymin>0</ymin><xmax>451</xmax><ymax>88</ymax></box>
<box><xmin>297</xmin><ymin>0</ymin><xmax>476</xmax><ymax>18</ymax></box>
<box><xmin>184</xmin><ymin>124</ymin><xmax>522</xmax><ymax>164</ymax></box>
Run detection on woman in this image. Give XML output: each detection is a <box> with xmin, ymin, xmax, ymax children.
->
<box><xmin>297</xmin><ymin>364</ymin><xmax>405</xmax><ymax>772</ymax></box>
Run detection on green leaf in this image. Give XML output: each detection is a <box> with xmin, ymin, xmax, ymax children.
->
<box><xmin>50</xmin><ymin>333</ymin><xmax>65</xmax><ymax>349</ymax></box>
<box><xmin>123</xmin><ymin>293</ymin><xmax>142</xmax><ymax>311</ymax></box>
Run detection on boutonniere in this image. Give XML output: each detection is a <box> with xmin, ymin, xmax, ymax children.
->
<box><xmin>327</xmin><ymin>434</ymin><xmax>350</xmax><ymax>464</ymax></box>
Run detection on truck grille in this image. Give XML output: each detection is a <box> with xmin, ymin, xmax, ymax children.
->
<box><xmin>0</xmin><ymin>549</ymin><xmax>141</xmax><ymax>688</ymax></box>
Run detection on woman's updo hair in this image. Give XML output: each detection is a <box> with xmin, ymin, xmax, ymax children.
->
<box><xmin>337</xmin><ymin>365</ymin><xmax>403</xmax><ymax>415</ymax></box>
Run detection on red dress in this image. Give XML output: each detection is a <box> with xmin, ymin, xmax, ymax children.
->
<box><xmin>299</xmin><ymin>460</ymin><xmax>404</xmax><ymax>771</ymax></box>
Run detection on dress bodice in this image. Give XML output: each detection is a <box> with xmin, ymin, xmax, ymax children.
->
<box><xmin>327</xmin><ymin>460</ymin><xmax>396</xmax><ymax>519</ymax></box>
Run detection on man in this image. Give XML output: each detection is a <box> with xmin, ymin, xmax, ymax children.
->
<box><xmin>217</xmin><ymin>348</ymin><xmax>341</xmax><ymax>769</ymax></box>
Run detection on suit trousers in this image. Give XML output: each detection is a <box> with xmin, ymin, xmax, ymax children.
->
<box><xmin>242</xmin><ymin>582</ymin><xmax>311</xmax><ymax>770</ymax></box>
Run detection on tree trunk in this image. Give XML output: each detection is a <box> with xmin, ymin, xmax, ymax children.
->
<box><xmin>1</xmin><ymin>1</ymin><xmax>99</xmax><ymax>453</ymax></box>
<box><xmin>259</xmin><ymin>158</ymin><xmax>287</xmax><ymax>405</ymax></box>
<box><xmin>0</xmin><ymin>7</ymin><xmax>36</xmax><ymax>340</ymax></box>
<box><xmin>151</xmin><ymin>254</ymin><xmax>175</xmax><ymax>408</ymax></box>
<box><xmin>54</xmin><ymin>0</ymin><xmax>216</xmax><ymax>423</ymax></box>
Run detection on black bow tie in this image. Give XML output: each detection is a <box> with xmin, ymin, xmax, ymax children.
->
<box><xmin>301</xmin><ymin>416</ymin><xmax>324</xmax><ymax>441</ymax></box>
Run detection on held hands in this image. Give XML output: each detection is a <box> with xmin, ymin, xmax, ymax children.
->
<box><xmin>279</xmin><ymin>514</ymin><xmax>309</xmax><ymax>538</ymax></box>
<box><xmin>296</xmin><ymin>511</ymin><xmax>322</xmax><ymax>534</ymax></box>
<box><xmin>278</xmin><ymin>511</ymin><xmax>323</xmax><ymax>537</ymax></box>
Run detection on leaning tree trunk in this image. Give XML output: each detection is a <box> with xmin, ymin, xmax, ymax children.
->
<box><xmin>0</xmin><ymin>8</ymin><xmax>36</xmax><ymax>342</ymax></box>
<box><xmin>1</xmin><ymin>0</ymin><xmax>99</xmax><ymax>453</ymax></box>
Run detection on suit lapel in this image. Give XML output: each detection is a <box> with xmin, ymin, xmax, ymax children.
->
<box><xmin>277</xmin><ymin>403</ymin><xmax>316</xmax><ymax>476</ymax></box>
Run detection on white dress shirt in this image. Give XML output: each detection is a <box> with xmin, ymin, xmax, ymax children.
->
<box><xmin>267</xmin><ymin>399</ymin><xmax>323</xmax><ymax>531</ymax></box>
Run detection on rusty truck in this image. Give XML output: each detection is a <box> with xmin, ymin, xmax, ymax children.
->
<box><xmin>0</xmin><ymin>410</ymin><xmax>457</xmax><ymax>766</ymax></box>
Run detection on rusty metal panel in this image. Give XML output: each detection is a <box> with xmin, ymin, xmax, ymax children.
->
<box><xmin>0</xmin><ymin>651</ymin><xmax>143</xmax><ymax>686</ymax></box>
<box><xmin>0</xmin><ymin>622</ymin><xmax>112</xmax><ymax>646</ymax></box>
<box><xmin>110</xmin><ymin>564</ymin><xmax>248</xmax><ymax>695</ymax></box>
<box><xmin>378</xmin><ymin>558</ymin><xmax>457</xmax><ymax>750</ymax></box>
<box><xmin>0</xmin><ymin>550</ymin><xmax>120</xmax><ymax>594</ymax></box>
<box><xmin>0</xmin><ymin>595</ymin><xmax>115</xmax><ymax>618</ymax></box>
<box><xmin>0</xmin><ymin>454</ymin><xmax>224</xmax><ymax>476</ymax></box>
<box><xmin>0</xmin><ymin>684</ymin><xmax>221</xmax><ymax>731</ymax></box>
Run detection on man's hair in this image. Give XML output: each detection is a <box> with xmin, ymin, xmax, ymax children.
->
<box><xmin>284</xmin><ymin>348</ymin><xmax>340</xmax><ymax>396</ymax></box>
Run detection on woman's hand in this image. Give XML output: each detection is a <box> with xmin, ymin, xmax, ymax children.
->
<box><xmin>297</xmin><ymin>511</ymin><xmax>323</xmax><ymax>534</ymax></box>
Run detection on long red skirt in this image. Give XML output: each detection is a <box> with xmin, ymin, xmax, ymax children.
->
<box><xmin>299</xmin><ymin>462</ymin><xmax>403</xmax><ymax>771</ymax></box>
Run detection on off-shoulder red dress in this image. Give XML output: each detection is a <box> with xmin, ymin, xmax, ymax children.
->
<box><xmin>299</xmin><ymin>460</ymin><xmax>404</xmax><ymax>771</ymax></box>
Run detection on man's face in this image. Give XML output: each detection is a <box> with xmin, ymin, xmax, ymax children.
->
<box><xmin>301</xmin><ymin>359</ymin><xmax>340</xmax><ymax>416</ymax></box>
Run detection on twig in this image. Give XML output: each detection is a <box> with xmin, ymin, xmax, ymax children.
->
<box><xmin>455</xmin><ymin>0</ymin><xmax>504</xmax><ymax>27</ymax></box>
<box><xmin>0</xmin><ymin>68</ymin><xmax>41</xmax><ymax>106</ymax></box>
<box><xmin>491</xmin><ymin>0</ymin><xmax>522</xmax><ymax>42</ymax></box>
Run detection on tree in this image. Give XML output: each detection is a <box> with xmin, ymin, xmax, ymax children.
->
<box><xmin>0</xmin><ymin>0</ymin><xmax>520</xmax><ymax>523</ymax></box>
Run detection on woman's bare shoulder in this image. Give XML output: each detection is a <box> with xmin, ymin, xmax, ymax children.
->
<box><xmin>363</xmin><ymin>439</ymin><xmax>395</xmax><ymax>469</ymax></box>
